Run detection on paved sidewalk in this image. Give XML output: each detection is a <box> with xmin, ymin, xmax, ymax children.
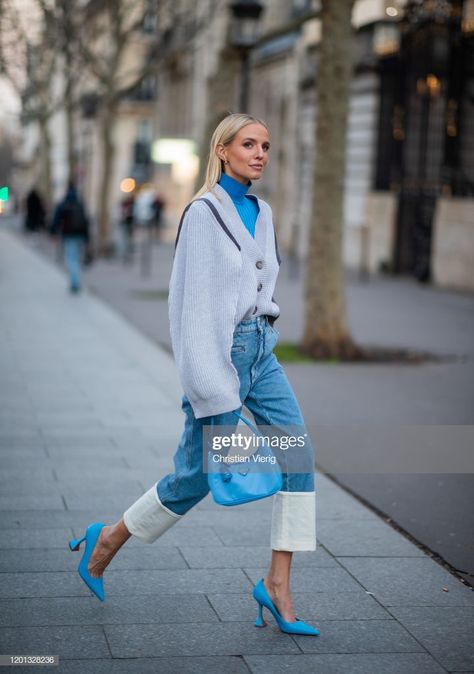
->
<box><xmin>0</xmin><ymin>228</ymin><xmax>473</xmax><ymax>673</ymax></box>
<box><xmin>23</xmin><ymin>221</ymin><xmax>474</xmax><ymax>579</ymax></box>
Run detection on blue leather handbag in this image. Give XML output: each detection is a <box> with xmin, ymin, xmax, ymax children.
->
<box><xmin>207</xmin><ymin>411</ymin><xmax>283</xmax><ymax>506</ymax></box>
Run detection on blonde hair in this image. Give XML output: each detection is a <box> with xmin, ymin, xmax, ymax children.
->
<box><xmin>192</xmin><ymin>112</ymin><xmax>269</xmax><ymax>200</ymax></box>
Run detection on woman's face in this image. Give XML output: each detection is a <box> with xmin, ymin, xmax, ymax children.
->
<box><xmin>217</xmin><ymin>123</ymin><xmax>270</xmax><ymax>185</ymax></box>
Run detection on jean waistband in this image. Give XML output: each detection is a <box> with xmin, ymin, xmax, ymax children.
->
<box><xmin>234</xmin><ymin>314</ymin><xmax>277</xmax><ymax>333</ymax></box>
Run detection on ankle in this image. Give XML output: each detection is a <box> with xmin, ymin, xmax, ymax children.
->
<box><xmin>106</xmin><ymin>520</ymin><xmax>131</xmax><ymax>546</ymax></box>
<box><xmin>265</xmin><ymin>576</ymin><xmax>290</xmax><ymax>594</ymax></box>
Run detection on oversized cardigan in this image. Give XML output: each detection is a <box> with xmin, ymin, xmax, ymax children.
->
<box><xmin>168</xmin><ymin>182</ymin><xmax>281</xmax><ymax>419</ymax></box>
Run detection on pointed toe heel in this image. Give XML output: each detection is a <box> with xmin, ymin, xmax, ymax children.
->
<box><xmin>253</xmin><ymin>578</ymin><xmax>320</xmax><ymax>636</ymax></box>
<box><xmin>68</xmin><ymin>522</ymin><xmax>106</xmax><ymax>602</ymax></box>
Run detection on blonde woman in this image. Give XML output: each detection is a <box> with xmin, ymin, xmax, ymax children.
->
<box><xmin>69</xmin><ymin>113</ymin><xmax>319</xmax><ymax>636</ymax></box>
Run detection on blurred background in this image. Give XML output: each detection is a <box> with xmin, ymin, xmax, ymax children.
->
<box><xmin>0</xmin><ymin>0</ymin><xmax>473</xmax><ymax>289</ymax></box>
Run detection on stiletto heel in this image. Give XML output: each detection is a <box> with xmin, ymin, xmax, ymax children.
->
<box><xmin>68</xmin><ymin>535</ymin><xmax>86</xmax><ymax>552</ymax></box>
<box><xmin>255</xmin><ymin>601</ymin><xmax>267</xmax><ymax>627</ymax></box>
<box><xmin>253</xmin><ymin>578</ymin><xmax>320</xmax><ymax>636</ymax></box>
<box><xmin>68</xmin><ymin>522</ymin><xmax>106</xmax><ymax>602</ymax></box>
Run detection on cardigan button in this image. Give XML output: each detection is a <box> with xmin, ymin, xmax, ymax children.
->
<box><xmin>252</xmin><ymin>306</ymin><xmax>258</xmax><ymax>314</ymax></box>
<box><xmin>256</xmin><ymin>260</ymin><xmax>263</xmax><ymax>269</ymax></box>
<box><xmin>257</xmin><ymin>283</ymin><xmax>262</xmax><ymax>292</ymax></box>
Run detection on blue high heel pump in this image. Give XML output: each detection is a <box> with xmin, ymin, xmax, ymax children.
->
<box><xmin>253</xmin><ymin>578</ymin><xmax>320</xmax><ymax>636</ymax></box>
<box><xmin>69</xmin><ymin>522</ymin><xmax>106</xmax><ymax>602</ymax></box>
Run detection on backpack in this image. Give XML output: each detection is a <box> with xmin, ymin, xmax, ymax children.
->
<box><xmin>60</xmin><ymin>201</ymin><xmax>88</xmax><ymax>236</ymax></box>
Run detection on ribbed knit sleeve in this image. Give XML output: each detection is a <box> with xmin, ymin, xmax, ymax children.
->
<box><xmin>168</xmin><ymin>201</ymin><xmax>243</xmax><ymax>419</ymax></box>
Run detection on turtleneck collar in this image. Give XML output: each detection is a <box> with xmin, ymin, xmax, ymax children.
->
<box><xmin>218</xmin><ymin>172</ymin><xmax>251</xmax><ymax>203</ymax></box>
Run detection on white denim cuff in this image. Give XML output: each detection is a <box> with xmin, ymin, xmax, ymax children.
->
<box><xmin>270</xmin><ymin>490</ymin><xmax>316</xmax><ymax>551</ymax></box>
<box><xmin>123</xmin><ymin>483</ymin><xmax>182</xmax><ymax>544</ymax></box>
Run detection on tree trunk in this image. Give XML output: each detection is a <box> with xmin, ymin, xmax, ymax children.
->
<box><xmin>65</xmin><ymin>101</ymin><xmax>75</xmax><ymax>183</ymax></box>
<box><xmin>38</xmin><ymin>116</ymin><xmax>53</xmax><ymax>213</ymax></box>
<box><xmin>96</xmin><ymin>102</ymin><xmax>117</xmax><ymax>255</ymax></box>
<box><xmin>302</xmin><ymin>0</ymin><xmax>362</xmax><ymax>359</ymax></box>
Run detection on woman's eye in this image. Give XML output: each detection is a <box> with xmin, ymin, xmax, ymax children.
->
<box><xmin>244</xmin><ymin>142</ymin><xmax>253</xmax><ymax>148</ymax></box>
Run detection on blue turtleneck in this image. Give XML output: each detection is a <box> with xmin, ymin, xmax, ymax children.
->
<box><xmin>218</xmin><ymin>172</ymin><xmax>259</xmax><ymax>238</ymax></box>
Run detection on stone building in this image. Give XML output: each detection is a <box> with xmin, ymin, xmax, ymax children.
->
<box><xmin>154</xmin><ymin>0</ymin><xmax>474</xmax><ymax>291</ymax></box>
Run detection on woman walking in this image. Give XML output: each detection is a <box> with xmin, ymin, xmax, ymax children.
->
<box><xmin>69</xmin><ymin>113</ymin><xmax>319</xmax><ymax>636</ymax></box>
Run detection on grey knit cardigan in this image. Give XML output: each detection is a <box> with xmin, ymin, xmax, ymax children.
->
<box><xmin>168</xmin><ymin>182</ymin><xmax>281</xmax><ymax>419</ymax></box>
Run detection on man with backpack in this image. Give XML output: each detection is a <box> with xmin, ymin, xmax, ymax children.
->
<box><xmin>51</xmin><ymin>182</ymin><xmax>91</xmax><ymax>294</ymax></box>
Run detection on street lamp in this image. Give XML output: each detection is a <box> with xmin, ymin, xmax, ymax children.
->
<box><xmin>229</xmin><ymin>0</ymin><xmax>264</xmax><ymax>112</ymax></box>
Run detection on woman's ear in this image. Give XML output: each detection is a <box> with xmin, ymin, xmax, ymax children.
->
<box><xmin>216</xmin><ymin>143</ymin><xmax>227</xmax><ymax>163</ymax></box>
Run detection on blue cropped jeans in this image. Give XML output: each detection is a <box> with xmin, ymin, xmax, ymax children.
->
<box><xmin>124</xmin><ymin>315</ymin><xmax>317</xmax><ymax>551</ymax></box>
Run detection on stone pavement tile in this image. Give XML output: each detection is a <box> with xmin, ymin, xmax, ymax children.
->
<box><xmin>34</xmin><ymin>412</ymin><xmax>105</xmax><ymax>423</ymax></box>
<box><xmin>54</xmin><ymin>466</ymin><xmax>134</xmax><ymax>482</ymax></box>
<box><xmin>0</xmin><ymin>495</ymin><xmax>65</xmax><ymax>511</ymax></box>
<box><xmin>0</xmin><ymin>421</ymin><xmax>39</xmax><ymax>432</ymax></box>
<box><xmin>340</xmin><ymin>557</ymin><xmax>474</xmax><ymax>606</ymax></box>
<box><xmin>243</xmin><ymin>653</ymin><xmax>448</xmax><ymax>674</ymax></box>
<box><xmin>0</xmin><ymin>448</ymin><xmax>49</xmax><ymax>461</ymax></box>
<box><xmin>104</xmin><ymin>622</ymin><xmax>300</xmax><ymax>658</ymax></box>
<box><xmin>207</xmin><ymin>589</ymin><xmax>390</xmax><ymax>622</ymax></box>
<box><xmin>0</xmin><ymin>456</ymin><xmax>55</xmax><ymax>470</ymax></box>
<box><xmin>183</xmin><ymin>508</ymin><xmax>272</xmax><ymax>528</ymax></box>
<box><xmin>179</xmin><ymin>545</ymin><xmax>336</xmax><ymax>569</ymax></box>
<box><xmin>110</xmin><ymin>656</ymin><xmax>250</xmax><ymax>674</ymax></box>
<box><xmin>0</xmin><ymin>468</ymin><xmax>54</xmax><ymax>482</ymax></box>
<box><xmin>41</xmin><ymin>431</ymin><xmax>130</xmax><ymax>442</ymax></box>
<box><xmin>390</xmin><ymin>606</ymin><xmax>474</xmax><ymax>672</ymax></box>
<box><xmin>0</xmin><ymin>572</ymin><xmax>90</xmax><ymax>599</ymax></box>
<box><xmin>104</xmin><ymin>568</ymin><xmax>251</xmax><ymax>596</ymax></box>
<box><xmin>0</xmin><ymin>432</ymin><xmax>44</xmax><ymax>442</ymax></box>
<box><xmin>317</xmin><ymin>518</ymin><xmax>425</xmax><ymax>557</ymax></box>
<box><xmin>46</xmin><ymin>445</ymin><xmax>138</xmax><ymax>458</ymax></box>
<box><xmin>0</xmin><ymin>528</ymin><xmax>72</xmax><ymax>550</ymax></box>
<box><xmin>30</xmin><ymin>404</ymin><xmax>95</xmax><ymax>415</ymax></box>
<box><xmin>196</xmin><ymin>496</ymin><xmax>273</xmax><ymax>513</ymax></box>
<box><xmin>0</xmin><ymin>593</ymin><xmax>218</xmax><ymax>627</ymax></box>
<box><xmin>0</xmin><ymin>509</ymin><xmax>122</xmax><ymax>530</ymax></box>
<box><xmin>245</xmin><ymin>566</ymin><xmax>364</xmax><ymax>594</ymax></box>
<box><xmin>0</xmin><ymin>625</ymin><xmax>110</xmax><ymax>659</ymax></box>
<box><xmin>61</xmin><ymin>483</ymin><xmax>144</xmax><ymax>511</ymax></box>
<box><xmin>44</xmin><ymin>437</ymin><xmax>114</xmax><ymax>448</ymax></box>
<box><xmin>0</xmin><ymin>479</ymin><xmax>58</xmax><ymax>497</ymax></box>
<box><xmin>0</xmin><ymin>545</ymin><xmax>185</xmax><ymax>573</ymax></box>
<box><xmin>96</xmin><ymin>524</ymin><xmax>225</xmax><ymax>550</ymax></box>
<box><xmin>50</xmin><ymin>656</ymin><xmax>251</xmax><ymax>674</ymax></box>
<box><xmin>293</xmin><ymin>619</ymin><xmax>422</xmax><ymax>653</ymax></box>
<box><xmin>211</xmin><ymin>523</ymin><xmax>274</xmax><ymax>547</ymax></box>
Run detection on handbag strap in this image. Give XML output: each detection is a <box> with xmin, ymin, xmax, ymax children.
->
<box><xmin>231</xmin><ymin>410</ymin><xmax>268</xmax><ymax>447</ymax></box>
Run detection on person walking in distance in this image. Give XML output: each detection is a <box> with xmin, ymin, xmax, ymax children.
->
<box><xmin>68</xmin><ymin>113</ymin><xmax>319</xmax><ymax>636</ymax></box>
<box><xmin>51</xmin><ymin>182</ymin><xmax>90</xmax><ymax>294</ymax></box>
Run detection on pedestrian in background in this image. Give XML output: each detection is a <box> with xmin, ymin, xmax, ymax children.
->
<box><xmin>120</xmin><ymin>192</ymin><xmax>135</xmax><ymax>263</ymax></box>
<box><xmin>51</xmin><ymin>182</ymin><xmax>90</xmax><ymax>294</ymax></box>
<box><xmin>24</xmin><ymin>188</ymin><xmax>46</xmax><ymax>233</ymax></box>
<box><xmin>68</xmin><ymin>113</ymin><xmax>319</xmax><ymax>636</ymax></box>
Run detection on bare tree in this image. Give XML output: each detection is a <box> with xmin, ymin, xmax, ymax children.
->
<box><xmin>78</xmin><ymin>0</ymin><xmax>221</xmax><ymax>254</ymax></box>
<box><xmin>0</xmin><ymin>0</ymin><xmax>58</xmax><ymax>208</ymax></box>
<box><xmin>302</xmin><ymin>0</ymin><xmax>364</xmax><ymax>359</ymax></box>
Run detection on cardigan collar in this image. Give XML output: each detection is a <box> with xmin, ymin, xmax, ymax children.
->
<box><xmin>209</xmin><ymin>183</ymin><xmax>267</xmax><ymax>259</ymax></box>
